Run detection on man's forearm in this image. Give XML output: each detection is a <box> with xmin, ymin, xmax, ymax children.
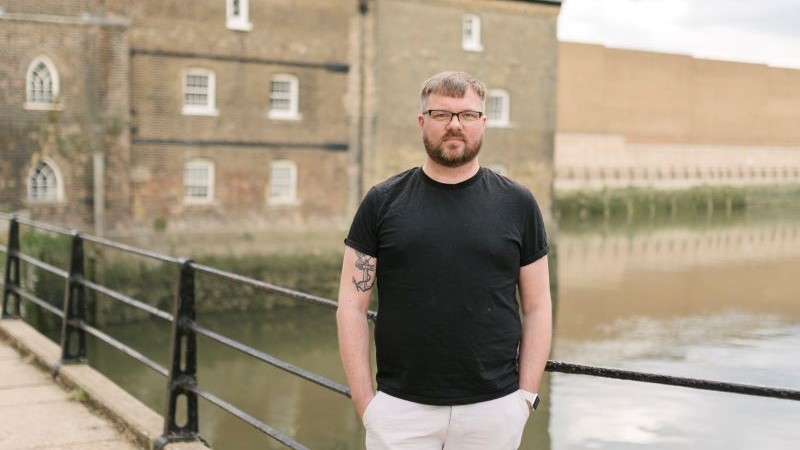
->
<box><xmin>518</xmin><ymin>304</ymin><xmax>552</xmax><ymax>393</ymax></box>
<box><xmin>336</xmin><ymin>305</ymin><xmax>374</xmax><ymax>417</ymax></box>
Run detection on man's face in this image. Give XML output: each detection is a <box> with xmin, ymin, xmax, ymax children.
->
<box><xmin>418</xmin><ymin>88</ymin><xmax>487</xmax><ymax>168</ymax></box>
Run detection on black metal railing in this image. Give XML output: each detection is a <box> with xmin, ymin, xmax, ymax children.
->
<box><xmin>1</xmin><ymin>213</ymin><xmax>799</xmax><ymax>449</ymax></box>
<box><xmin>0</xmin><ymin>213</ymin><xmax>363</xmax><ymax>449</ymax></box>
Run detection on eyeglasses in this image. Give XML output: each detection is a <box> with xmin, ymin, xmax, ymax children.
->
<box><xmin>423</xmin><ymin>110</ymin><xmax>484</xmax><ymax>124</ymax></box>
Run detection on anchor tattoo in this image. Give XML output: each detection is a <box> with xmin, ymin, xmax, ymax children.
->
<box><xmin>352</xmin><ymin>251</ymin><xmax>376</xmax><ymax>292</ymax></box>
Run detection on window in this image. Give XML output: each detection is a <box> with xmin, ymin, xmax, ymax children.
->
<box><xmin>269</xmin><ymin>160</ymin><xmax>298</xmax><ymax>205</ymax></box>
<box><xmin>227</xmin><ymin>0</ymin><xmax>252</xmax><ymax>31</ymax></box>
<box><xmin>184</xmin><ymin>160</ymin><xmax>214</xmax><ymax>203</ymax></box>
<box><xmin>486</xmin><ymin>89</ymin><xmax>510</xmax><ymax>127</ymax></box>
<box><xmin>268</xmin><ymin>74</ymin><xmax>301</xmax><ymax>120</ymax></box>
<box><xmin>25</xmin><ymin>56</ymin><xmax>60</xmax><ymax>110</ymax></box>
<box><xmin>182</xmin><ymin>69</ymin><xmax>218</xmax><ymax>115</ymax></box>
<box><xmin>28</xmin><ymin>160</ymin><xmax>63</xmax><ymax>202</ymax></box>
<box><xmin>462</xmin><ymin>14</ymin><xmax>483</xmax><ymax>52</ymax></box>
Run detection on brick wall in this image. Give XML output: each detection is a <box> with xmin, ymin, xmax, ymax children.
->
<box><xmin>0</xmin><ymin>3</ymin><xmax>130</xmax><ymax>231</ymax></box>
<box><xmin>366</xmin><ymin>0</ymin><xmax>559</xmax><ymax>216</ymax></box>
<box><xmin>126</xmin><ymin>0</ymin><xmax>353</xmax><ymax>231</ymax></box>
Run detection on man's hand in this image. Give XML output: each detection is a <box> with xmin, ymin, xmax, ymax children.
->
<box><xmin>354</xmin><ymin>391</ymin><xmax>376</xmax><ymax>420</ymax></box>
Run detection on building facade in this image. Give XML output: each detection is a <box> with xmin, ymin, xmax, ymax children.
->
<box><xmin>362</xmin><ymin>0</ymin><xmax>560</xmax><ymax>218</ymax></box>
<box><xmin>0</xmin><ymin>0</ymin><xmax>561</xmax><ymax>236</ymax></box>
<box><xmin>0</xmin><ymin>0</ymin><xmax>131</xmax><ymax>233</ymax></box>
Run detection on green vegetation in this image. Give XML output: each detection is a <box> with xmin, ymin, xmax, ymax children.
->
<box><xmin>555</xmin><ymin>185</ymin><xmax>800</xmax><ymax>230</ymax></box>
<box><xmin>556</xmin><ymin>186</ymin><xmax>747</xmax><ymax>221</ymax></box>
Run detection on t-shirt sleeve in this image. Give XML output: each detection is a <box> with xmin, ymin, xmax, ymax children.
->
<box><xmin>344</xmin><ymin>187</ymin><xmax>380</xmax><ymax>257</ymax></box>
<box><xmin>520</xmin><ymin>190</ymin><xmax>550</xmax><ymax>266</ymax></box>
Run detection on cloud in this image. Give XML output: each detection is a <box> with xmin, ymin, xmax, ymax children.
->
<box><xmin>558</xmin><ymin>0</ymin><xmax>800</xmax><ymax>68</ymax></box>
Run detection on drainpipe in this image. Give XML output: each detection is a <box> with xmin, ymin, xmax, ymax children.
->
<box><xmin>347</xmin><ymin>0</ymin><xmax>370</xmax><ymax>218</ymax></box>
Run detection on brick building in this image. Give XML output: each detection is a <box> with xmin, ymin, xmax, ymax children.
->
<box><xmin>0</xmin><ymin>0</ymin><xmax>562</xmax><ymax>236</ymax></box>
<box><xmin>361</xmin><ymin>0</ymin><xmax>560</xmax><ymax>219</ymax></box>
<box><xmin>0</xmin><ymin>0</ymin><xmax>131</xmax><ymax>233</ymax></box>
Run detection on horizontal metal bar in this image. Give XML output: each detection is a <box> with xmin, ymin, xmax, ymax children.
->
<box><xmin>184</xmin><ymin>384</ymin><xmax>309</xmax><ymax>450</ymax></box>
<box><xmin>15</xmin><ymin>251</ymin><xmax>69</xmax><ymax>279</ymax></box>
<box><xmin>191</xmin><ymin>322</ymin><xmax>350</xmax><ymax>397</ymax></box>
<box><xmin>13</xmin><ymin>217</ymin><xmax>73</xmax><ymax>235</ymax></box>
<box><xmin>79</xmin><ymin>322</ymin><xmax>169</xmax><ymax>377</ymax></box>
<box><xmin>191</xmin><ymin>262</ymin><xmax>377</xmax><ymax>321</ymax></box>
<box><xmin>80</xmin><ymin>278</ymin><xmax>174</xmax><ymax>322</ymax></box>
<box><xmin>8</xmin><ymin>285</ymin><xmax>63</xmax><ymax>318</ymax></box>
<box><xmin>80</xmin><ymin>234</ymin><xmax>182</xmax><ymax>264</ymax></box>
<box><xmin>546</xmin><ymin>361</ymin><xmax>800</xmax><ymax>401</ymax></box>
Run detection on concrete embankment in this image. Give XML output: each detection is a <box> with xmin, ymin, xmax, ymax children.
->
<box><xmin>0</xmin><ymin>319</ymin><xmax>208</xmax><ymax>450</ymax></box>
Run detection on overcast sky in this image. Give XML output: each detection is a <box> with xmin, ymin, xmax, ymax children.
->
<box><xmin>558</xmin><ymin>0</ymin><xmax>800</xmax><ymax>69</ymax></box>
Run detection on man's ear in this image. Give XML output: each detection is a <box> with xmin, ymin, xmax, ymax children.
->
<box><xmin>418</xmin><ymin>114</ymin><xmax>425</xmax><ymax>129</ymax></box>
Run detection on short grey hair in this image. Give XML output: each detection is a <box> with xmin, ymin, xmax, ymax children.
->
<box><xmin>420</xmin><ymin>71</ymin><xmax>486</xmax><ymax>111</ymax></box>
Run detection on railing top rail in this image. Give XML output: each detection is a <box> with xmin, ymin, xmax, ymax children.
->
<box><xmin>81</xmin><ymin>234</ymin><xmax>182</xmax><ymax>264</ymax></box>
<box><xmin>546</xmin><ymin>360</ymin><xmax>800</xmax><ymax>401</ymax></box>
<box><xmin>13</xmin><ymin>216</ymin><xmax>73</xmax><ymax>236</ymax></box>
<box><xmin>0</xmin><ymin>214</ymin><xmax>378</xmax><ymax>318</ymax></box>
<box><xmin>191</xmin><ymin>262</ymin><xmax>377</xmax><ymax>320</ymax></box>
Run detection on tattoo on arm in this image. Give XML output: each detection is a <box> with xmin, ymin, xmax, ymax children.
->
<box><xmin>352</xmin><ymin>251</ymin><xmax>376</xmax><ymax>292</ymax></box>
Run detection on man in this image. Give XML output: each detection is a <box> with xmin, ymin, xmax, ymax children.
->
<box><xmin>337</xmin><ymin>71</ymin><xmax>552</xmax><ymax>449</ymax></box>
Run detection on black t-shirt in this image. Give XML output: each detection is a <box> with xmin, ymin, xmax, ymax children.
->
<box><xmin>345</xmin><ymin>167</ymin><xmax>549</xmax><ymax>405</ymax></box>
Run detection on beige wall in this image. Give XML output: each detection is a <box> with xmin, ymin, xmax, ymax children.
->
<box><xmin>558</xmin><ymin>42</ymin><xmax>800</xmax><ymax>146</ymax></box>
<box><xmin>556</xmin><ymin>42</ymin><xmax>800</xmax><ymax>191</ymax></box>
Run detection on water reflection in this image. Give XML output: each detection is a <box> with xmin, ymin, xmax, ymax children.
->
<box><xmin>552</xmin><ymin>214</ymin><xmax>800</xmax><ymax>449</ymax></box>
<box><xmin>77</xmin><ymin>212</ymin><xmax>800</xmax><ymax>449</ymax></box>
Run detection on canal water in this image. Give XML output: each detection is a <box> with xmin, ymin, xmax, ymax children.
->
<box><xmin>11</xmin><ymin>205</ymin><xmax>800</xmax><ymax>449</ymax></box>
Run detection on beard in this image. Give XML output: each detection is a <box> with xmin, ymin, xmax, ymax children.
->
<box><xmin>423</xmin><ymin>131</ymin><xmax>482</xmax><ymax>168</ymax></box>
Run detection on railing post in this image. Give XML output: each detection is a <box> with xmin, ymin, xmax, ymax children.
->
<box><xmin>155</xmin><ymin>259</ymin><xmax>199</xmax><ymax>448</ymax></box>
<box><xmin>60</xmin><ymin>232</ymin><xmax>87</xmax><ymax>363</ymax></box>
<box><xmin>2</xmin><ymin>216</ymin><xmax>21</xmax><ymax>318</ymax></box>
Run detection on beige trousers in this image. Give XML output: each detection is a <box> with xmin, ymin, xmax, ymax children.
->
<box><xmin>363</xmin><ymin>390</ymin><xmax>531</xmax><ymax>450</ymax></box>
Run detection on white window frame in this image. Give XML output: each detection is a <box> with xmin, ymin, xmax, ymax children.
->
<box><xmin>183</xmin><ymin>160</ymin><xmax>215</xmax><ymax>204</ymax></box>
<box><xmin>268</xmin><ymin>74</ymin><xmax>301</xmax><ymax>120</ymax></box>
<box><xmin>462</xmin><ymin>14</ymin><xmax>484</xmax><ymax>52</ymax></box>
<box><xmin>226</xmin><ymin>0</ymin><xmax>252</xmax><ymax>31</ymax></box>
<box><xmin>268</xmin><ymin>160</ymin><xmax>299</xmax><ymax>206</ymax></box>
<box><xmin>27</xmin><ymin>159</ymin><xmax>64</xmax><ymax>203</ymax></box>
<box><xmin>25</xmin><ymin>56</ymin><xmax>62</xmax><ymax>110</ymax></box>
<box><xmin>182</xmin><ymin>68</ymin><xmax>218</xmax><ymax>116</ymax></box>
<box><xmin>486</xmin><ymin>89</ymin><xmax>511</xmax><ymax>127</ymax></box>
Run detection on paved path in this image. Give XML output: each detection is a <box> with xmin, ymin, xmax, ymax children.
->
<box><xmin>0</xmin><ymin>338</ymin><xmax>141</xmax><ymax>450</ymax></box>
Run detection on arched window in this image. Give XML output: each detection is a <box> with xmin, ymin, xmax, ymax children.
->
<box><xmin>28</xmin><ymin>160</ymin><xmax>63</xmax><ymax>202</ymax></box>
<box><xmin>26</xmin><ymin>56</ymin><xmax>60</xmax><ymax>109</ymax></box>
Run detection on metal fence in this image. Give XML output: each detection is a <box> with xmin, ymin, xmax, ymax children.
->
<box><xmin>1</xmin><ymin>212</ymin><xmax>798</xmax><ymax>449</ymax></box>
